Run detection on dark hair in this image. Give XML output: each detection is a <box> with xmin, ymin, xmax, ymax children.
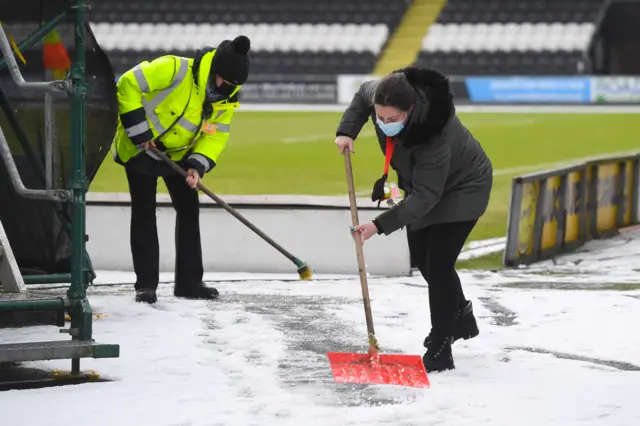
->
<box><xmin>373</xmin><ymin>73</ymin><xmax>417</xmax><ymax>112</ymax></box>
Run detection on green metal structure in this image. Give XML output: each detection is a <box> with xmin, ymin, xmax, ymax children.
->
<box><xmin>0</xmin><ymin>0</ymin><xmax>119</xmax><ymax>383</ymax></box>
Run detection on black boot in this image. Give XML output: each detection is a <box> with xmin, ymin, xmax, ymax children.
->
<box><xmin>454</xmin><ymin>300</ymin><xmax>479</xmax><ymax>341</ymax></box>
<box><xmin>174</xmin><ymin>282</ymin><xmax>219</xmax><ymax>300</ymax></box>
<box><xmin>424</xmin><ymin>300</ymin><xmax>479</xmax><ymax>346</ymax></box>
<box><xmin>423</xmin><ymin>335</ymin><xmax>455</xmax><ymax>373</ymax></box>
<box><xmin>135</xmin><ymin>289</ymin><xmax>157</xmax><ymax>304</ymax></box>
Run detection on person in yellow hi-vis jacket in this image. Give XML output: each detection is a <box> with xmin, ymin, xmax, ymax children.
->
<box><xmin>113</xmin><ymin>35</ymin><xmax>251</xmax><ymax>304</ymax></box>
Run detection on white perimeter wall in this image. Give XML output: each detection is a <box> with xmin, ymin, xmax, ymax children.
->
<box><xmin>86</xmin><ymin>193</ymin><xmax>411</xmax><ymax>278</ymax></box>
<box><xmin>84</xmin><ymin>104</ymin><xmax>640</xmax><ymax>279</ymax></box>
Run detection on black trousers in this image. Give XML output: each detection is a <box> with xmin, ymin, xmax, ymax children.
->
<box><xmin>124</xmin><ymin>154</ymin><xmax>203</xmax><ymax>291</ymax></box>
<box><xmin>407</xmin><ymin>220</ymin><xmax>478</xmax><ymax>337</ymax></box>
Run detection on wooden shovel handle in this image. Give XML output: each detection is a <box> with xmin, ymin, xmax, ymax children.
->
<box><xmin>344</xmin><ymin>151</ymin><xmax>377</xmax><ymax>342</ymax></box>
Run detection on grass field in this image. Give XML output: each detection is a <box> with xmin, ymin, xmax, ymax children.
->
<box><xmin>92</xmin><ymin>111</ymin><xmax>640</xmax><ymax>255</ymax></box>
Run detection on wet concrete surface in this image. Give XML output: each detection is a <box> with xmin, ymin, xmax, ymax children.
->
<box><xmin>477</xmin><ymin>297</ymin><xmax>518</xmax><ymax>326</ymax></box>
<box><xmin>498</xmin><ymin>281</ymin><xmax>640</xmax><ymax>291</ymax></box>
<box><xmin>212</xmin><ymin>294</ymin><xmax>418</xmax><ymax>407</ymax></box>
<box><xmin>506</xmin><ymin>346</ymin><xmax>640</xmax><ymax>372</ymax></box>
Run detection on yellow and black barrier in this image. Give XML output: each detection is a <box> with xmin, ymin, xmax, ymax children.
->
<box><xmin>504</xmin><ymin>151</ymin><xmax>640</xmax><ymax>267</ymax></box>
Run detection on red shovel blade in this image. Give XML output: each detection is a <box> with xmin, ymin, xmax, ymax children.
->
<box><xmin>327</xmin><ymin>351</ymin><xmax>430</xmax><ymax>388</ymax></box>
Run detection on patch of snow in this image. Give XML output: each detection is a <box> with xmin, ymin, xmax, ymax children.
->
<box><xmin>459</xmin><ymin>237</ymin><xmax>506</xmax><ymax>261</ymax></box>
<box><xmin>2</xmin><ymin>269</ymin><xmax>640</xmax><ymax>425</ymax></box>
<box><xmin>4</xmin><ymin>229</ymin><xmax>640</xmax><ymax>424</ymax></box>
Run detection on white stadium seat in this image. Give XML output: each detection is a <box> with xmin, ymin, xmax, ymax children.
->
<box><xmin>89</xmin><ymin>22</ymin><xmax>391</xmax><ymax>54</ymax></box>
<box><xmin>419</xmin><ymin>22</ymin><xmax>597</xmax><ymax>53</ymax></box>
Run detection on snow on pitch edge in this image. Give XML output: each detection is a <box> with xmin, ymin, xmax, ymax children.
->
<box><xmin>2</xmin><ymin>233</ymin><xmax>640</xmax><ymax>425</ymax></box>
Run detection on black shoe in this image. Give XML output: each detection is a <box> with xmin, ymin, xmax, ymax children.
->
<box><xmin>135</xmin><ymin>289</ymin><xmax>157</xmax><ymax>304</ymax></box>
<box><xmin>424</xmin><ymin>300</ymin><xmax>479</xmax><ymax>346</ymax></box>
<box><xmin>423</xmin><ymin>335</ymin><xmax>455</xmax><ymax>373</ymax></box>
<box><xmin>174</xmin><ymin>282</ymin><xmax>219</xmax><ymax>300</ymax></box>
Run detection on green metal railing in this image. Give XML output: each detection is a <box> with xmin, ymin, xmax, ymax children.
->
<box><xmin>0</xmin><ymin>298</ymin><xmax>66</xmax><ymax>312</ymax></box>
<box><xmin>0</xmin><ymin>5</ymin><xmax>96</xmax><ymax>286</ymax></box>
<box><xmin>67</xmin><ymin>0</ymin><xmax>93</xmax><ymax>348</ymax></box>
<box><xmin>0</xmin><ymin>0</ymin><xmax>95</xmax><ymax>354</ymax></box>
<box><xmin>22</xmin><ymin>273</ymin><xmax>72</xmax><ymax>285</ymax></box>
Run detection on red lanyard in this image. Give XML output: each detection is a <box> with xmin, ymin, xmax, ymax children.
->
<box><xmin>383</xmin><ymin>136</ymin><xmax>395</xmax><ymax>176</ymax></box>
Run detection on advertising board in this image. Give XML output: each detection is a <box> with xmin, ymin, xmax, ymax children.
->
<box><xmin>591</xmin><ymin>76</ymin><xmax>640</xmax><ymax>103</ymax></box>
<box><xmin>465</xmin><ymin>77</ymin><xmax>592</xmax><ymax>103</ymax></box>
<box><xmin>239</xmin><ymin>81</ymin><xmax>337</xmax><ymax>104</ymax></box>
<box><xmin>504</xmin><ymin>152</ymin><xmax>640</xmax><ymax>267</ymax></box>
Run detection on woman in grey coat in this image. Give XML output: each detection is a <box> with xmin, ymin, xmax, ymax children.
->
<box><xmin>334</xmin><ymin>66</ymin><xmax>493</xmax><ymax>373</ymax></box>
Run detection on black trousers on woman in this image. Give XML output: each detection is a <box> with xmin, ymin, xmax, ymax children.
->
<box><xmin>407</xmin><ymin>220</ymin><xmax>478</xmax><ymax>337</ymax></box>
<box><xmin>124</xmin><ymin>153</ymin><xmax>203</xmax><ymax>292</ymax></box>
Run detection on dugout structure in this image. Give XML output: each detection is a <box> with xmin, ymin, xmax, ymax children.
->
<box><xmin>0</xmin><ymin>0</ymin><xmax>119</xmax><ymax>382</ymax></box>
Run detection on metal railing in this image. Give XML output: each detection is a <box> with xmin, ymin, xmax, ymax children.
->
<box><xmin>0</xmin><ymin>24</ymin><xmax>71</xmax><ymax>201</ymax></box>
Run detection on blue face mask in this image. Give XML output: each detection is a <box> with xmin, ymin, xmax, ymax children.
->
<box><xmin>376</xmin><ymin>117</ymin><xmax>405</xmax><ymax>137</ymax></box>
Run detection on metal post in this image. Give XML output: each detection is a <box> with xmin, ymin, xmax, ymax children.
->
<box><xmin>555</xmin><ymin>174</ymin><xmax>568</xmax><ymax>251</ymax></box>
<box><xmin>578</xmin><ymin>168</ymin><xmax>588</xmax><ymax>241</ymax></box>
<box><xmin>588</xmin><ymin>165</ymin><xmax>599</xmax><ymax>238</ymax></box>
<box><xmin>632</xmin><ymin>157</ymin><xmax>640</xmax><ymax>224</ymax></box>
<box><xmin>531</xmin><ymin>179</ymin><xmax>548</xmax><ymax>261</ymax></box>
<box><xmin>503</xmin><ymin>178</ymin><xmax>524</xmax><ymax>267</ymax></box>
<box><xmin>44</xmin><ymin>71</ymin><xmax>55</xmax><ymax>189</ymax></box>
<box><xmin>616</xmin><ymin>161</ymin><xmax>627</xmax><ymax>227</ymax></box>
<box><xmin>66</xmin><ymin>0</ymin><xmax>93</xmax><ymax>343</ymax></box>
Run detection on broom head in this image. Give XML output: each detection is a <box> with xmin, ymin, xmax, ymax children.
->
<box><xmin>297</xmin><ymin>263</ymin><xmax>312</xmax><ymax>280</ymax></box>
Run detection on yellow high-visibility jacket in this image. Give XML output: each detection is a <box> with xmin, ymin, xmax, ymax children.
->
<box><xmin>112</xmin><ymin>49</ymin><xmax>240</xmax><ymax>176</ymax></box>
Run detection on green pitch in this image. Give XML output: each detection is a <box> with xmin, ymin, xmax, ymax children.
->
<box><xmin>92</xmin><ymin>111</ymin><xmax>640</xmax><ymax>245</ymax></box>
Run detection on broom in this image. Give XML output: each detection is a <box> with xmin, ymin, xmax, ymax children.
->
<box><xmin>149</xmin><ymin>147</ymin><xmax>312</xmax><ymax>280</ymax></box>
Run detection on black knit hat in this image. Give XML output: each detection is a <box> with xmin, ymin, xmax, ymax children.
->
<box><xmin>211</xmin><ymin>35</ymin><xmax>251</xmax><ymax>85</ymax></box>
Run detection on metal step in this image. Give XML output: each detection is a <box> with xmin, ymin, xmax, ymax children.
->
<box><xmin>0</xmin><ymin>291</ymin><xmax>66</xmax><ymax>312</ymax></box>
<box><xmin>0</xmin><ymin>290</ymin><xmax>64</xmax><ymax>302</ymax></box>
<box><xmin>0</xmin><ymin>291</ymin><xmax>66</xmax><ymax>327</ymax></box>
<box><xmin>0</xmin><ymin>340</ymin><xmax>120</xmax><ymax>363</ymax></box>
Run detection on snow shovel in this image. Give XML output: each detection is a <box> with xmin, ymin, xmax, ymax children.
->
<box><xmin>326</xmin><ymin>151</ymin><xmax>430</xmax><ymax>388</ymax></box>
<box><xmin>148</xmin><ymin>146</ymin><xmax>312</xmax><ymax>280</ymax></box>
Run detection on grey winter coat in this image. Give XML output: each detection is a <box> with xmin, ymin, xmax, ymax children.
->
<box><xmin>336</xmin><ymin>67</ymin><xmax>493</xmax><ymax>235</ymax></box>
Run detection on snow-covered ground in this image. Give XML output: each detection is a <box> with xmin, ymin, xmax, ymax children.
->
<box><xmin>2</xmin><ymin>231</ymin><xmax>640</xmax><ymax>426</ymax></box>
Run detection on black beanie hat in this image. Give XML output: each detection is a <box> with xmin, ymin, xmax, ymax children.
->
<box><xmin>211</xmin><ymin>35</ymin><xmax>251</xmax><ymax>85</ymax></box>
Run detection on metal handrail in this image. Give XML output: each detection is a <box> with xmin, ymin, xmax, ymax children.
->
<box><xmin>0</xmin><ymin>123</ymin><xmax>70</xmax><ymax>201</ymax></box>
<box><xmin>0</xmin><ymin>24</ymin><xmax>70</xmax><ymax>93</ymax></box>
<box><xmin>0</xmin><ymin>22</ymin><xmax>72</xmax><ymax>200</ymax></box>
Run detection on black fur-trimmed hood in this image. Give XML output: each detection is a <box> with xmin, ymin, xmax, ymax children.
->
<box><xmin>393</xmin><ymin>66</ymin><xmax>455</xmax><ymax>146</ymax></box>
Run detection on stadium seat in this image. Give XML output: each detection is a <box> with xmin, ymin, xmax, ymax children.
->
<box><xmin>88</xmin><ymin>22</ymin><xmax>388</xmax><ymax>76</ymax></box>
<box><xmin>86</xmin><ymin>0</ymin><xmax>409</xmax><ymax>27</ymax></box>
<box><xmin>2</xmin><ymin>0</ymin><xmax>411</xmax><ymax>78</ymax></box>
<box><xmin>415</xmin><ymin>0</ymin><xmax>605</xmax><ymax>75</ymax></box>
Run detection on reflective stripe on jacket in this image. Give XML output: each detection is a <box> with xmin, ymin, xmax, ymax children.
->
<box><xmin>112</xmin><ymin>49</ymin><xmax>239</xmax><ymax>175</ymax></box>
